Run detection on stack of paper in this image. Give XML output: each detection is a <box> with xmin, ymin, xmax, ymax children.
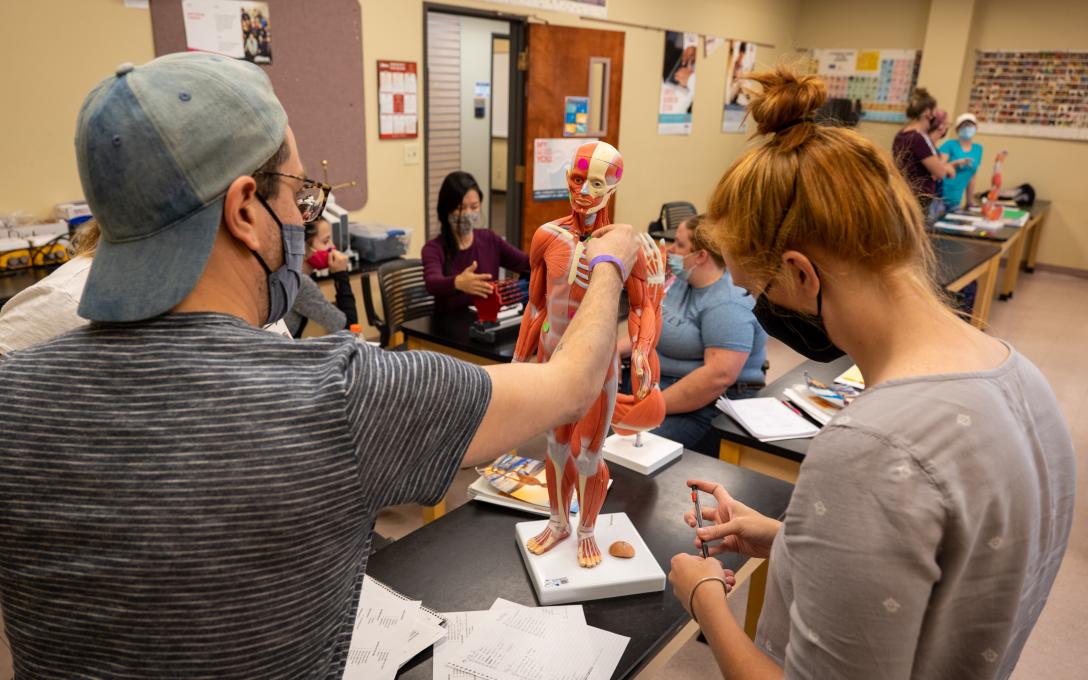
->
<box><xmin>783</xmin><ymin>371</ymin><xmax>863</xmax><ymax>427</ymax></box>
<box><xmin>716</xmin><ymin>397</ymin><xmax>819</xmax><ymax>441</ymax></box>
<box><xmin>437</xmin><ymin>599</ymin><xmax>628</xmax><ymax>680</ymax></box>
<box><xmin>782</xmin><ymin>386</ymin><xmax>837</xmax><ymax>426</ymax></box>
<box><xmin>934</xmin><ymin>220</ymin><xmax>978</xmax><ymax>233</ymax></box>
<box><xmin>343</xmin><ymin>577</ymin><xmax>449</xmax><ymax>680</ymax></box>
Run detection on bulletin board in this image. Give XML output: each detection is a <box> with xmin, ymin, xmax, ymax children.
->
<box><xmin>150</xmin><ymin>0</ymin><xmax>369</xmax><ymax>209</ymax></box>
<box><xmin>810</xmin><ymin>49</ymin><xmax>922</xmax><ymax>123</ymax></box>
<box><xmin>968</xmin><ymin>50</ymin><xmax>1088</xmax><ymax>141</ymax></box>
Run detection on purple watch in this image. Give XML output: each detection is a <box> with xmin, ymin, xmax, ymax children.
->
<box><xmin>588</xmin><ymin>254</ymin><xmax>627</xmax><ymax>281</ymax></box>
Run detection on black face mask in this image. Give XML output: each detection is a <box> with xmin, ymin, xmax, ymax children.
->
<box><xmin>751</xmin><ymin>270</ymin><xmax>846</xmax><ymax>363</ymax></box>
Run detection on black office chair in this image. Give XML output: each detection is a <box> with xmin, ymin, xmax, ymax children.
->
<box><xmin>362</xmin><ymin>258</ymin><xmax>434</xmax><ymax>348</ymax></box>
<box><xmin>647</xmin><ymin>201</ymin><xmax>698</xmax><ymax>241</ymax></box>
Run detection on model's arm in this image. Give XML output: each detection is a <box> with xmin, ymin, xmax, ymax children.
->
<box><xmin>511</xmin><ymin>227</ymin><xmax>554</xmax><ymax>363</ymax></box>
<box><xmin>624</xmin><ymin>235</ymin><xmax>665</xmax><ymax>400</ymax></box>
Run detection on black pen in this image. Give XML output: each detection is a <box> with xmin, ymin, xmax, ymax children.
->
<box><xmin>691</xmin><ymin>485</ymin><xmax>709</xmax><ymax>558</ymax></box>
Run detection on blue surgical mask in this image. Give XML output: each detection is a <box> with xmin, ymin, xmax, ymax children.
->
<box><xmin>959</xmin><ymin>126</ymin><xmax>976</xmax><ymax>141</ymax></box>
<box><xmin>667</xmin><ymin>252</ymin><xmax>691</xmax><ymax>281</ymax></box>
<box><xmin>254</xmin><ymin>194</ymin><xmax>305</xmax><ymax>325</ymax></box>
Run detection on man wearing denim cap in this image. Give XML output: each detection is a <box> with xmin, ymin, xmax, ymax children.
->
<box><xmin>0</xmin><ymin>53</ymin><xmax>639</xmax><ymax>677</ymax></box>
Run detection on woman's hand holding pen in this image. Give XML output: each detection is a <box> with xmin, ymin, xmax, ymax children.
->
<box><xmin>683</xmin><ymin>479</ymin><xmax>782</xmax><ymax>559</ymax></box>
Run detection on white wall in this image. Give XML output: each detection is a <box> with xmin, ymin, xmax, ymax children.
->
<box><xmin>458</xmin><ymin>15</ymin><xmax>509</xmax><ymax>230</ymax></box>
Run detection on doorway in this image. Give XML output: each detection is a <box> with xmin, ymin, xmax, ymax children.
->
<box><xmin>423</xmin><ymin>5</ymin><xmax>525</xmax><ymax>246</ymax></box>
<box><xmin>423</xmin><ymin>7</ymin><xmax>626</xmax><ymax>254</ymax></box>
<box><xmin>519</xmin><ymin>23</ymin><xmax>624</xmax><ymax>252</ymax></box>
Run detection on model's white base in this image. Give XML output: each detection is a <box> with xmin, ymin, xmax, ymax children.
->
<box><xmin>515</xmin><ymin>512</ymin><xmax>665</xmax><ymax>605</ymax></box>
<box><xmin>603</xmin><ymin>432</ymin><xmax>684</xmax><ymax>475</ymax></box>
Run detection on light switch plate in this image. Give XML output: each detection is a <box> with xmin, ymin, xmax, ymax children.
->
<box><xmin>403</xmin><ymin>143</ymin><xmax>420</xmax><ymax>165</ymax></box>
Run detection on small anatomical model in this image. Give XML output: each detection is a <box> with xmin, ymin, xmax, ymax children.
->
<box><xmin>513</xmin><ymin>141</ymin><xmax>666</xmax><ymax>568</ymax></box>
<box><xmin>981</xmin><ymin>150</ymin><xmax>1009</xmax><ymax>221</ymax></box>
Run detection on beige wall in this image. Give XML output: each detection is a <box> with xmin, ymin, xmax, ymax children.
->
<box><xmin>951</xmin><ymin>0</ymin><xmax>1088</xmax><ymax>270</ymax></box>
<box><xmin>0</xmin><ymin>1</ymin><xmax>155</xmax><ymax>219</ymax></box>
<box><xmin>354</xmin><ymin>0</ymin><xmax>805</xmax><ymax>257</ymax></box>
<box><xmin>1</xmin><ymin>0</ymin><xmax>1084</xmax><ymax>270</ymax></box>
<box><xmin>794</xmin><ymin>0</ymin><xmax>933</xmax><ymax>163</ymax></box>
<box><xmin>0</xmin><ymin>0</ymin><xmax>799</xmax><ymax>255</ymax></box>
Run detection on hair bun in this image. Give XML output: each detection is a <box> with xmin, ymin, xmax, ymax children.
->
<box><xmin>745</xmin><ymin>66</ymin><xmax>828</xmax><ymax>136</ymax></box>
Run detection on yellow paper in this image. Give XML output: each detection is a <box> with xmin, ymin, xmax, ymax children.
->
<box><xmin>856</xmin><ymin>51</ymin><xmax>880</xmax><ymax>72</ymax></box>
<box><xmin>835</xmin><ymin>364</ymin><xmax>866</xmax><ymax>390</ymax></box>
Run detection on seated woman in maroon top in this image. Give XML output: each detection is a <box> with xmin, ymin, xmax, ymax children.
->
<box><xmin>421</xmin><ymin>171</ymin><xmax>530</xmax><ymax>312</ymax></box>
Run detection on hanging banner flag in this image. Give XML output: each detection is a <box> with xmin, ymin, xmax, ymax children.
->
<box><xmin>659</xmin><ymin>31</ymin><xmax>699</xmax><ymax>135</ymax></box>
<box><xmin>722</xmin><ymin>40</ymin><xmax>757</xmax><ymax>134</ymax></box>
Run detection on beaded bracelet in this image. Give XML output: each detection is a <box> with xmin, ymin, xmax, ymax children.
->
<box><xmin>689</xmin><ymin>576</ymin><xmax>729</xmax><ymax>624</ymax></box>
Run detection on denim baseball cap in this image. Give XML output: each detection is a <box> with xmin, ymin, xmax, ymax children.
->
<box><xmin>75</xmin><ymin>52</ymin><xmax>287</xmax><ymax>322</ymax></box>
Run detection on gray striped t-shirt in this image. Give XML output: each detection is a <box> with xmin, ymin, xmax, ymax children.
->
<box><xmin>0</xmin><ymin>313</ymin><xmax>491</xmax><ymax>678</ymax></box>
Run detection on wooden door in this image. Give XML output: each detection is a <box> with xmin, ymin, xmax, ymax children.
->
<box><xmin>520</xmin><ymin>24</ymin><xmax>624</xmax><ymax>252</ymax></box>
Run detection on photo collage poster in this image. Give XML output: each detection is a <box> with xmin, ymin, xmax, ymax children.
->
<box><xmin>968</xmin><ymin>50</ymin><xmax>1088</xmax><ymax>141</ymax></box>
<box><xmin>182</xmin><ymin>0</ymin><xmax>271</xmax><ymax>65</ymax></box>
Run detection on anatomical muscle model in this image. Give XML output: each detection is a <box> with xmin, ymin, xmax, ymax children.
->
<box><xmin>514</xmin><ymin>141</ymin><xmax>666</xmax><ymax>568</ymax></box>
<box><xmin>981</xmin><ymin>149</ymin><xmax>1009</xmax><ymax>221</ymax></box>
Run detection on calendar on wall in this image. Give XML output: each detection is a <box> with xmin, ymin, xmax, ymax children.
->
<box><xmin>809</xmin><ymin>49</ymin><xmax>922</xmax><ymax>123</ymax></box>
<box><xmin>968</xmin><ymin>50</ymin><xmax>1088</xmax><ymax>141</ymax></box>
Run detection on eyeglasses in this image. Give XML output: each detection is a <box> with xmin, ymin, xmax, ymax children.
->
<box><xmin>255</xmin><ymin>171</ymin><xmax>331</xmax><ymax>223</ymax></box>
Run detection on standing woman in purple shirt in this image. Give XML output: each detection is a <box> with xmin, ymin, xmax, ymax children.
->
<box><xmin>422</xmin><ymin>171</ymin><xmax>530</xmax><ymax>312</ymax></box>
<box><xmin>892</xmin><ymin>87</ymin><xmax>954</xmax><ymax>211</ymax></box>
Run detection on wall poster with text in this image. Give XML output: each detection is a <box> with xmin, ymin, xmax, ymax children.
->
<box><xmin>659</xmin><ymin>31</ymin><xmax>699</xmax><ymax>135</ymax></box>
<box><xmin>811</xmin><ymin>48</ymin><xmax>920</xmax><ymax>123</ymax></box>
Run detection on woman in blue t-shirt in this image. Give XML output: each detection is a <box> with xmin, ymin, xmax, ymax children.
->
<box><xmin>939</xmin><ymin>113</ymin><xmax>984</xmax><ymax>210</ymax></box>
<box><xmin>619</xmin><ymin>215</ymin><xmax>768</xmax><ymax>453</ymax></box>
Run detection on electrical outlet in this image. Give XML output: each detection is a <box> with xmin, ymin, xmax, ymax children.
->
<box><xmin>403</xmin><ymin>143</ymin><xmax>420</xmax><ymax>165</ymax></box>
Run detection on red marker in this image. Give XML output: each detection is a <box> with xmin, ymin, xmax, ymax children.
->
<box><xmin>691</xmin><ymin>485</ymin><xmax>709</xmax><ymax>558</ymax></box>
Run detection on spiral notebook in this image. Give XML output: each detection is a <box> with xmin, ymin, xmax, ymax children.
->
<box><xmin>366</xmin><ymin>576</ymin><xmax>445</xmax><ymax>624</ymax></box>
<box><xmin>342</xmin><ymin>576</ymin><xmax>447</xmax><ymax>679</ymax></box>
<box><xmin>716</xmin><ymin>396</ymin><xmax>820</xmax><ymax>441</ymax></box>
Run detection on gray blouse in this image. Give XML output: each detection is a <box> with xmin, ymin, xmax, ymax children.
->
<box><xmin>756</xmin><ymin>347</ymin><xmax>1076</xmax><ymax>679</ymax></box>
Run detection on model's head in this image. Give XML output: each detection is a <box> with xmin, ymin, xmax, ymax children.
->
<box><xmin>566</xmin><ymin>141</ymin><xmax>623</xmax><ymax>221</ymax></box>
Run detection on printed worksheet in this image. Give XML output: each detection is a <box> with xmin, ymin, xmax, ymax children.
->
<box><xmin>434</xmin><ymin>601</ymin><xmax>585</xmax><ymax>680</ymax></box>
<box><xmin>444</xmin><ymin>600</ymin><xmax>627</xmax><ymax>680</ymax></box>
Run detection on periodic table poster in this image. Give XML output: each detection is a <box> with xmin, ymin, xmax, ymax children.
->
<box><xmin>812</xmin><ymin>49</ymin><xmax>921</xmax><ymax>122</ymax></box>
<box><xmin>968</xmin><ymin>50</ymin><xmax>1088</xmax><ymax>141</ymax></box>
